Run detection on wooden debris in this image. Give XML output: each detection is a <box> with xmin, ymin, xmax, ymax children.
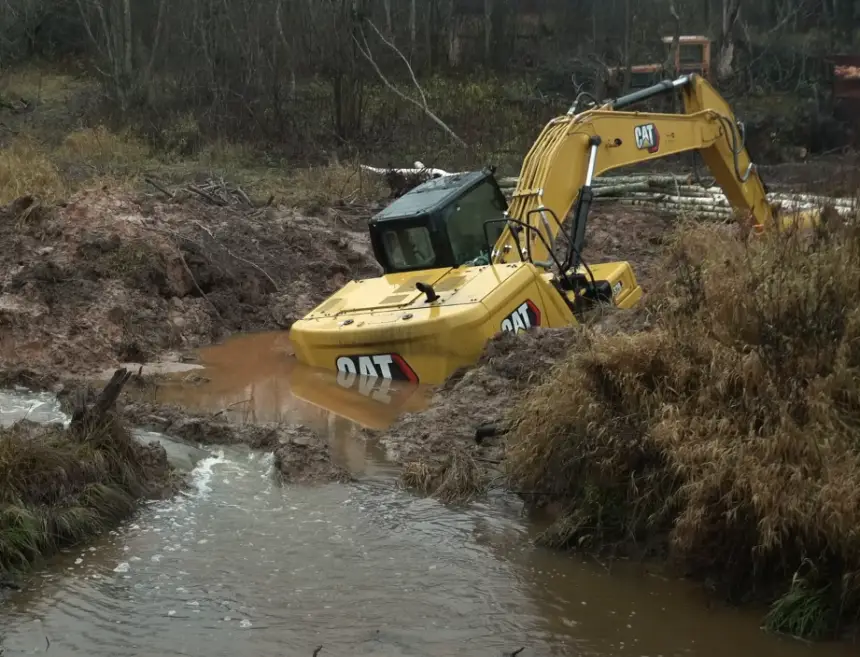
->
<box><xmin>69</xmin><ymin>368</ymin><xmax>133</xmax><ymax>437</ymax></box>
<box><xmin>145</xmin><ymin>176</ymin><xmax>257</xmax><ymax>208</ymax></box>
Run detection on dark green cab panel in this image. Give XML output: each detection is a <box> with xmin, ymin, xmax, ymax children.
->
<box><xmin>368</xmin><ymin>168</ymin><xmax>509</xmax><ymax>274</ymax></box>
<box><xmin>370</xmin><ymin>170</ymin><xmax>490</xmax><ymax>222</ymax></box>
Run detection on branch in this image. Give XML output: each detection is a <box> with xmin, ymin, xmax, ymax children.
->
<box><xmin>353</xmin><ymin>18</ymin><xmax>467</xmax><ymax>149</ymax></box>
<box><xmin>363</xmin><ymin>17</ymin><xmax>427</xmax><ymax>108</ymax></box>
<box><xmin>664</xmin><ymin>0</ymin><xmax>681</xmax><ymax>76</ymax></box>
<box><xmin>144</xmin><ymin>0</ymin><xmax>168</xmax><ymax>86</ymax></box>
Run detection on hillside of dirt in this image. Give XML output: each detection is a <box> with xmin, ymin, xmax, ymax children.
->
<box><xmin>0</xmin><ymin>189</ymin><xmax>381</xmax><ymax>386</ymax></box>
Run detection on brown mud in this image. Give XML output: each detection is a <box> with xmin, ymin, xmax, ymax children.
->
<box><xmin>273</xmin><ymin>426</ymin><xmax>355</xmax><ymax>485</ymax></box>
<box><xmin>120</xmin><ymin>400</ymin><xmax>284</xmax><ymax>449</ymax></box>
<box><xmin>118</xmin><ymin>399</ymin><xmax>353</xmax><ymax>484</ymax></box>
<box><xmin>0</xmin><ymin>188</ymin><xmax>380</xmax><ymax>384</ymax></box>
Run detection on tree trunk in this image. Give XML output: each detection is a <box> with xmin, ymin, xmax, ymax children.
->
<box><xmin>483</xmin><ymin>0</ymin><xmax>493</xmax><ymax>65</ymax></box>
<box><xmin>622</xmin><ymin>0</ymin><xmax>632</xmax><ymax>91</ymax></box>
<box><xmin>716</xmin><ymin>0</ymin><xmax>742</xmax><ymax>81</ymax></box>
<box><xmin>410</xmin><ymin>0</ymin><xmax>417</xmax><ymax>54</ymax></box>
<box><xmin>383</xmin><ymin>0</ymin><xmax>392</xmax><ymax>34</ymax></box>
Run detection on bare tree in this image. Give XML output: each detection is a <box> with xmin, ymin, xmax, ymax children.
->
<box><xmin>716</xmin><ymin>0</ymin><xmax>742</xmax><ymax>81</ymax></box>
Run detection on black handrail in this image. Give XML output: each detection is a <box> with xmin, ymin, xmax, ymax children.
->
<box><xmin>481</xmin><ymin>217</ymin><xmax>577</xmax><ymax>294</ymax></box>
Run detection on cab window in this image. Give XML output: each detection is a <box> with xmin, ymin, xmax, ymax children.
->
<box><xmin>442</xmin><ymin>180</ymin><xmax>506</xmax><ymax>266</ymax></box>
<box><xmin>381</xmin><ymin>225</ymin><xmax>436</xmax><ymax>270</ymax></box>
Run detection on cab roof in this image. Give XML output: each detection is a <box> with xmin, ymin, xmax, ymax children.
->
<box><xmin>370</xmin><ymin>170</ymin><xmax>490</xmax><ymax>223</ymax></box>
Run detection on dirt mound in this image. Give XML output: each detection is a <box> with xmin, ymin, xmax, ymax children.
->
<box><xmin>121</xmin><ymin>400</ymin><xmax>282</xmax><ymax>448</ymax></box>
<box><xmin>0</xmin><ymin>189</ymin><xmax>380</xmax><ymax>380</ymax></box>
<box><xmin>581</xmin><ymin>205</ymin><xmax>676</xmax><ymax>290</ymax></box>
<box><xmin>273</xmin><ymin>427</ymin><xmax>354</xmax><ymax>485</ymax></box>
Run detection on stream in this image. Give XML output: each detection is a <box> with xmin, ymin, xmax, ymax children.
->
<box><xmin>0</xmin><ymin>333</ymin><xmax>857</xmax><ymax>657</ymax></box>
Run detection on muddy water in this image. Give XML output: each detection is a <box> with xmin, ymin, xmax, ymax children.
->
<box><xmin>146</xmin><ymin>331</ymin><xmax>432</xmax><ymax>426</ymax></box>
<box><xmin>134</xmin><ymin>331</ymin><xmax>434</xmax><ymax>470</ymax></box>
<box><xmin>1</xmin><ymin>338</ymin><xmax>858</xmax><ymax>657</ymax></box>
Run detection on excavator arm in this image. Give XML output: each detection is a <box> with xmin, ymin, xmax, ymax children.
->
<box><xmin>492</xmin><ymin>74</ymin><xmax>779</xmax><ymax>268</ymax></box>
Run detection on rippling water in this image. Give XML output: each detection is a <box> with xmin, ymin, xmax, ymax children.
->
<box><xmin>1</xmin><ymin>347</ymin><xmax>857</xmax><ymax>656</ymax></box>
<box><xmin>2</xmin><ymin>445</ymin><xmax>559</xmax><ymax>656</ymax></box>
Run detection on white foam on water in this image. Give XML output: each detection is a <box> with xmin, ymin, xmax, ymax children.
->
<box><xmin>0</xmin><ymin>390</ymin><xmax>68</xmax><ymax>427</ymax></box>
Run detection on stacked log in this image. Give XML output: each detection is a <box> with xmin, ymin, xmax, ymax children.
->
<box><xmin>498</xmin><ymin>174</ymin><xmax>858</xmax><ymax>219</ymax></box>
<box><xmin>362</xmin><ymin>165</ymin><xmax>858</xmax><ymax>219</ymax></box>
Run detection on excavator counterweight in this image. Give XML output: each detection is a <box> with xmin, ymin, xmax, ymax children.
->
<box><xmin>289</xmin><ymin>73</ymin><xmax>818</xmax><ymax>386</ymax></box>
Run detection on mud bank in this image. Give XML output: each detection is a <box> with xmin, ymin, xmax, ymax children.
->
<box><xmin>375</xmin><ymin>328</ymin><xmax>578</xmax><ymax>503</ymax></box>
<box><xmin>0</xmin><ymin>373</ymin><xmax>177</xmax><ymax>581</ymax></box>
<box><xmin>124</xmin><ymin>401</ymin><xmax>351</xmax><ymax>484</ymax></box>
<box><xmin>503</xmin><ymin>219</ymin><xmax>860</xmax><ymax>640</ymax></box>
<box><xmin>0</xmin><ymin>189</ymin><xmax>379</xmax><ymax>382</ymax></box>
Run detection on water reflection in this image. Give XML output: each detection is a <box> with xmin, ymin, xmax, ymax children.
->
<box><xmin>124</xmin><ymin>331</ymin><xmax>431</xmax><ymax>471</ymax></box>
<box><xmin>143</xmin><ymin>331</ymin><xmax>430</xmax><ymax>428</ymax></box>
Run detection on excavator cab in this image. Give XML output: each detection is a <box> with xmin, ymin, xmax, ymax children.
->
<box><xmin>368</xmin><ymin>168</ymin><xmax>509</xmax><ymax>274</ymax></box>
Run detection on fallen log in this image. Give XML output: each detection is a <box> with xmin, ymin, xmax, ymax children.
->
<box><xmin>359</xmin><ymin>162</ymin><xmax>453</xmax><ymax>178</ymax></box>
<box><xmin>608</xmin><ymin>198</ymin><xmax>732</xmax><ymax>215</ymax></box>
<box><xmin>597</xmin><ymin>192</ymin><xmax>731</xmax><ymax>207</ymax></box>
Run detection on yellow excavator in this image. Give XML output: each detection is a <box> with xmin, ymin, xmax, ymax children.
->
<box><xmin>289</xmin><ymin>73</ymin><xmax>817</xmax><ymax>386</ymax></box>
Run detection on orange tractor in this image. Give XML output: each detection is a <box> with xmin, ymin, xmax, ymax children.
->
<box><xmin>607</xmin><ymin>35</ymin><xmax>711</xmax><ymax>91</ymax></box>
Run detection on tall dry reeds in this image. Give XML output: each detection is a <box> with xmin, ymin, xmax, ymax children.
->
<box><xmin>505</xmin><ymin>212</ymin><xmax>860</xmax><ymax>638</ymax></box>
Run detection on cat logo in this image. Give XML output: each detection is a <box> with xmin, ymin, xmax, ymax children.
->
<box><xmin>634</xmin><ymin>123</ymin><xmax>660</xmax><ymax>153</ymax></box>
<box><xmin>501</xmin><ymin>300</ymin><xmax>541</xmax><ymax>334</ymax></box>
<box><xmin>335</xmin><ymin>353</ymin><xmax>418</xmax><ymax>383</ymax></box>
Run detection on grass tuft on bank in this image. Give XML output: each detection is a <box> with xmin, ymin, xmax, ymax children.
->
<box><xmin>505</xmin><ymin>215</ymin><xmax>860</xmax><ymax>639</ymax></box>
<box><xmin>0</xmin><ymin>410</ymin><xmax>173</xmax><ymax>577</ymax></box>
<box><xmin>401</xmin><ymin>446</ymin><xmax>486</xmax><ymax>505</ymax></box>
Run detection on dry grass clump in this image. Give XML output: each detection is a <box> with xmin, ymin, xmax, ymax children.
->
<box><xmin>0</xmin><ymin>65</ymin><xmax>91</xmax><ymax>104</ymax></box>
<box><xmin>0</xmin><ymin>128</ymin><xmax>152</xmax><ymax>203</ymax></box>
<box><xmin>401</xmin><ymin>447</ymin><xmax>486</xmax><ymax>505</ymax></box>
<box><xmin>0</xmin><ymin>123</ymin><xmax>387</xmax><ymax>213</ymax></box>
<box><xmin>54</xmin><ymin>125</ymin><xmax>152</xmax><ymax>174</ymax></box>
<box><xmin>0</xmin><ymin>136</ymin><xmax>66</xmax><ymax>203</ymax></box>
<box><xmin>279</xmin><ymin>162</ymin><xmax>388</xmax><ymax>213</ymax></box>
<box><xmin>0</xmin><ymin>412</ymin><xmax>171</xmax><ymax>576</ymax></box>
<box><xmin>505</xmin><ymin>215</ymin><xmax>860</xmax><ymax>638</ymax></box>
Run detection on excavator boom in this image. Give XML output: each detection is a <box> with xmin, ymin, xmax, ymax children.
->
<box><xmin>289</xmin><ymin>73</ymin><xmax>806</xmax><ymax>387</ymax></box>
<box><xmin>493</xmin><ymin>74</ymin><xmax>776</xmax><ymax>268</ymax></box>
